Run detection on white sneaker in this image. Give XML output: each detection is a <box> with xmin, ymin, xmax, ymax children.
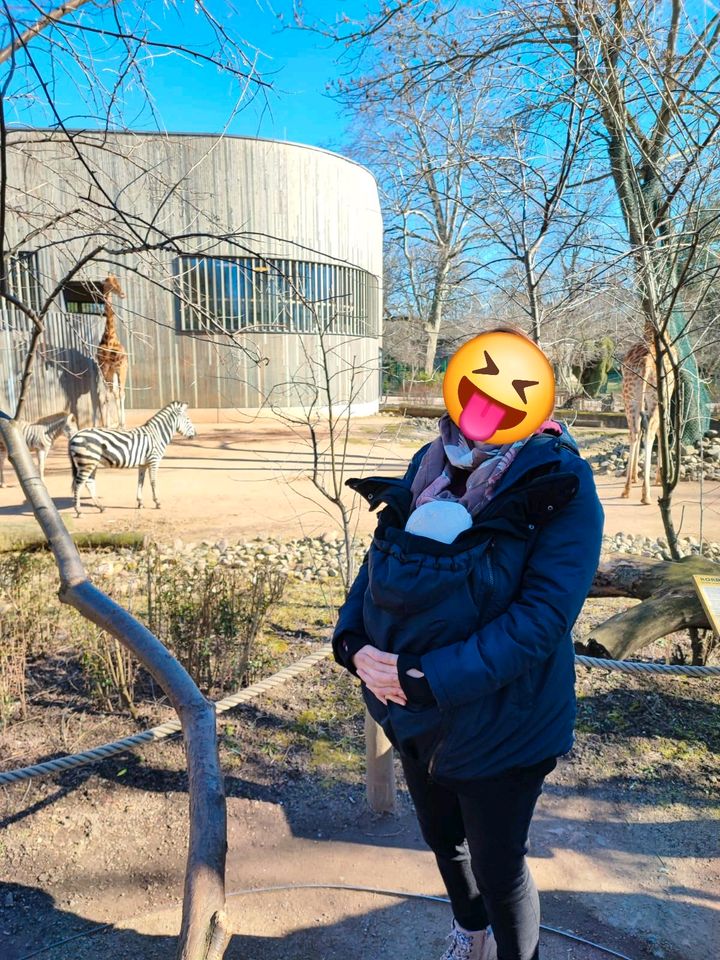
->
<box><xmin>440</xmin><ymin>919</ymin><xmax>498</xmax><ymax>960</ymax></box>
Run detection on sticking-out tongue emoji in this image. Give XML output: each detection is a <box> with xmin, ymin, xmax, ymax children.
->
<box><xmin>442</xmin><ymin>331</ymin><xmax>555</xmax><ymax>444</ymax></box>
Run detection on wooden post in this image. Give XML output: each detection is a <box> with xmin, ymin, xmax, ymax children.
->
<box><xmin>365</xmin><ymin>708</ymin><xmax>396</xmax><ymax>813</ymax></box>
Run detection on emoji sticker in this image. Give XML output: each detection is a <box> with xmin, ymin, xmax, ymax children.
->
<box><xmin>443</xmin><ymin>331</ymin><xmax>555</xmax><ymax>443</ymax></box>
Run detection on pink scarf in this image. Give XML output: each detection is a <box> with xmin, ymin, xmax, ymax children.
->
<box><xmin>410</xmin><ymin>414</ymin><xmax>561</xmax><ymax>518</ymax></box>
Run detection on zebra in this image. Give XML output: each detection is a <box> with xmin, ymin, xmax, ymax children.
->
<box><xmin>0</xmin><ymin>411</ymin><xmax>79</xmax><ymax>486</ymax></box>
<box><xmin>69</xmin><ymin>401</ymin><xmax>196</xmax><ymax>516</ymax></box>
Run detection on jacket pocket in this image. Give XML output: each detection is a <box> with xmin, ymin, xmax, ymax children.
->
<box><xmin>431</xmin><ymin>688</ymin><xmax>532</xmax><ymax>781</ymax></box>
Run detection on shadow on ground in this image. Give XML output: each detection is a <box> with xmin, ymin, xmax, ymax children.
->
<box><xmin>0</xmin><ymin>881</ymin><xmax>693</xmax><ymax>960</ymax></box>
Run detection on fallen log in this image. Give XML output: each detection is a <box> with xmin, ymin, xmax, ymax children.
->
<box><xmin>584</xmin><ymin>553</ymin><xmax>715</xmax><ymax>660</ymax></box>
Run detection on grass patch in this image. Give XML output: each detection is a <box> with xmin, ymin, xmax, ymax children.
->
<box><xmin>573</xmin><ymin>667</ymin><xmax>720</xmax><ymax>805</ymax></box>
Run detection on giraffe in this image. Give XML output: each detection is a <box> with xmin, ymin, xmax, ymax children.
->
<box><xmin>96</xmin><ymin>274</ymin><xmax>128</xmax><ymax>429</ymax></box>
<box><xmin>621</xmin><ymin>327</ymin><xmax>675</xmax><ymax>505</ymax></box>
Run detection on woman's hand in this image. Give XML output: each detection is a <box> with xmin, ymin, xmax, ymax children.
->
<box><xmin>352</xmin><ymin>645</ymin><xmax>407</xmax><ymax>706</ymax></box>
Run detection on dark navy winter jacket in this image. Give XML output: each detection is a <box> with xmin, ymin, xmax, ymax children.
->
<box><xmin>332</xmin><ymin>426</ymin><xmax>604</xmax><ymax>786</ymax></box>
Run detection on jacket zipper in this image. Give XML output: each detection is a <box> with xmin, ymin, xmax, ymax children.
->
<box><xmin>428</xmin><ymin>536</ymin><xmax>495</xmax><ymax>779</ymax></box>
<box><xmin>483</xmin><ymin>537</ymin><xmax>495</xmax><ymax>608</ymax></box>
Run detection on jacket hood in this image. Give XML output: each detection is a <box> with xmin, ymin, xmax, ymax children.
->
<box><xmin>487</xmin><ymin>422</ymin><xmax>579</xmax><ymax>498</ymax></box>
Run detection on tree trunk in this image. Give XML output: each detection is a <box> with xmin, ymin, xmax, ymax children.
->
<box><xmin>584</xmin><ymin>553</ymin><xmax>714</xmax><ymax>660</ymax></box>
<box><xmin>424</xmin><ymin>324</ymin><xmax>441</xmax><ymax>378</ymax></box>
<box><xmin>523</xmin><ymin>250</ymin><xmax>542</xmax><ymax>344</ymax></box>
<box><xmin>423</xmin><ymin>258</ymin><xmax>451</xmax><ymax>374</ymax></box>
<box><xmin>0</xmin><ymin>415</ymin><xmax>232</xmax><ymax>960</ymax></box>
<box><xmin>14</xmin><ymin>321</ymin><xmax>44</xmax><ymax>421</ymax></box>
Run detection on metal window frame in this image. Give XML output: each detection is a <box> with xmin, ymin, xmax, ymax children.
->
<box><xmin>9</xmin><ymin>251</ymin><xmax>44</xmax><ymax>314</ymax></box>
<box><xmin>174</xmin><ymin>254</ymin><xmax>376</xmax><ymax>337</ymax></box>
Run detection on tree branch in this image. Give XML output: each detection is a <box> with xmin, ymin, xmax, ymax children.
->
<box><xmin>0</xmin><ymin>415</ymin><xmax>232</xmax><ymax>960</ymax></box>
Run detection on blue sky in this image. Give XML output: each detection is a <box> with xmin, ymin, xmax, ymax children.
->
<box><xmin>130</xmin><ymin>0</ymin><xmax>359</xmax><ymax>149</ymax></box>
<box><xmin>6</xmin><ymin>0</ymin><xmax>377</xmax><ymax>152</ymax></box>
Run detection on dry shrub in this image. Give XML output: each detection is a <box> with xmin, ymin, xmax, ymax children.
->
<box><xmin>0</xmin><ymin>632</ymin><xmax>27</xmax><ymax>726</ymax></box>
<box><xmin>0</xmin><ymin>553</ymin><xmax>57</xmax><ymax>725</ymax></box>
<box><xmin>145</xmin><ymin>549</ymin><xmax>287</xmax><ymax>695</ymax></box>
<box><xmin>80</xmin><ymin>626</ymin><xmax>139</xmax><ymax>718</ymax></box>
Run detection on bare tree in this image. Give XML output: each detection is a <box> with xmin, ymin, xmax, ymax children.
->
<box><xmin>381</xmin><ymin>242</ymin><xmax>435</xmax><ymax>386</ymax></box>
<box><xmin>0</xmin><ymin>3</ymin><xmax>274</xmax><ymax>957</ymax></box>
<box><xmin>338</xmin><ymin>9</ymin><xmax>490</xmax><ymax>375</ymax></box>
<box><xmin>538</xmin><ymin>1</ymin><xmax>720</xmax><ymax>559</ymax></box>
<box><xmin>332</xmin><ymin>0</ymin><xmax>720</xmax><ymax>558</ymax></box>
<box><xmin>255</xmin><ymin>260</ymin><xmax>386</xmax><ymax>594</ymax></box>
<box><xmin>460</xmin><ymin>41</ymin><xmax>600</xmax><ymax>346</ymax></box>
<box><xmin>1</xmin><ymin>0</ymin><xmax>270</xmax><ymax>418</ymax></box>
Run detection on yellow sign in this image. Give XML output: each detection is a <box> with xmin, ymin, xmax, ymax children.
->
<box><xmin>692</xmin><ymin>575</ymin><xmax>720</xmax><ymax>635</ymax></box>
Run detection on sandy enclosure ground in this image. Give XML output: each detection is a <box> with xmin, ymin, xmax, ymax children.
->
<box><xmin>2</xmin><ymin>413</ymin><xmax>720</xmax><ymax>545</ymax></box>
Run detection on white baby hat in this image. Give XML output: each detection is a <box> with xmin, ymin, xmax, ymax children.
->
<box><xmin>404</xmin><ymin>499</ymin><xmax>473</xmax><ymax>544</ymax></box>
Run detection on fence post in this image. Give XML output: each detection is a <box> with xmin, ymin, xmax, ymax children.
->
<box><xmin>365</xmin><ymin>708</ymin><xmax>396</xmax><ymax>813</ymax></box>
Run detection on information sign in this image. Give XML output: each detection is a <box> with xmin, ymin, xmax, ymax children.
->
<box><xmin>692</xmin><ymin>575</ymin><xmax>720</xmax><ymax>635</ymax></box>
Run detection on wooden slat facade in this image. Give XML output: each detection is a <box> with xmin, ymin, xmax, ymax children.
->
<box><xmin>2</xmin><ymin>132</ymin><xmax>383</xmax><ymax>424</ymax></box>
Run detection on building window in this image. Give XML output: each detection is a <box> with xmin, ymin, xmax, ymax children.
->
<box><xmin>62</xmin><ymin>280</ymin><xmax>105</xmax><ymax>315</ymax></box>
<box><xmin>175</xmin><ymin>256</ymin><xmax>378</xmax><ymax>336</ymax></box>
<box><xmin>8</xmin><ymin>251</ymin><xmax>43</xmax><ymax>313</ymax></box>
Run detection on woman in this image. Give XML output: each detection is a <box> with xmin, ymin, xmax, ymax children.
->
<box><xmin>332</xmin><ymin>407</ymin><xmax>604</xmax><ymax>960</ymax></box>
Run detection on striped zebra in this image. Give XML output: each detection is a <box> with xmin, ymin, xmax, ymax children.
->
<box><xmin>69</xmin><ymin>401</ymin><xmax>196</xmax><ymax>515</ymax></box>
<box><xmin>0</xmin><ymin>412</ymin><xmax>78</xmax><ymax>486</ymax></box>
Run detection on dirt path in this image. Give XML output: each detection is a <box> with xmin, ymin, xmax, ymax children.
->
<box><xmin>2</xmin><ymin>653</ymin><xmax>716</xmax><ymax>960</ymax></box>
<box><xmin>3</xmin><ymin>746</ymin><xmax>708</xmax><ymax>960</ymax></box>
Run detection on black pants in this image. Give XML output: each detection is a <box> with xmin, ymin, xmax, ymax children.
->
<box><xmin>401</xmin><ymin>754</ymin><xmax>556</xmax><ymax>960</ymax></box>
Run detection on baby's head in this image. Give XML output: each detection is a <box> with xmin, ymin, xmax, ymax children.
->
<box><xmin>405</xmin><ymin>499</ymin><xmax>472</xmax><ymax>544</ymax></box>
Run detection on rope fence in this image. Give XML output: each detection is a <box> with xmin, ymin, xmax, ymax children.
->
<box><xmin>0</xmin><ymin>645</ymin><xmax>332</xmax><ymax>788</ymax></box>
<box><xmin>0</xmin><ymin>646</ymin><xmax>717</xmax><ymax>789</ymax></box>
<box><xmin>573</xmin><ymin>655</ymin><xmax>720</xmax><ymax>676</ymax></box>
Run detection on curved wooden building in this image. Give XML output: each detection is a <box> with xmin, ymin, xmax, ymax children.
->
<box><xmin>1</xmin><ymin>131</ymin><xmax>383</xmax><ymax>423</ymax></box>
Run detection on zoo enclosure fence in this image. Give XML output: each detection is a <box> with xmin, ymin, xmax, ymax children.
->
<box><xmin>1</xmin><ymin>644</ymin><xmax>718</xmax><ymax>809</ymax></box>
